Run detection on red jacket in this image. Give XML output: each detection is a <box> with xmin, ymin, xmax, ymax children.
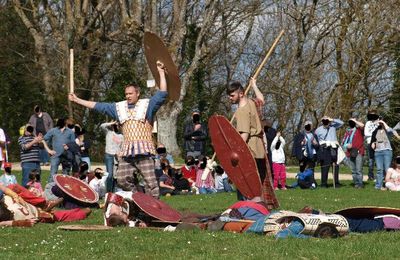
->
<box><xmin>342</xmin><ymin>127</ymin><xmax>365</xmax><ymax>156</ymax></box>
<box><xmin>181</xmin><ymin>166</ymin><xmax>196</xmax><ymax>184</ymax></box>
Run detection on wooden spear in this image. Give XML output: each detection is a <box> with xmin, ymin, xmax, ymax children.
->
<box><xmin>69</xmin><ymin>49</ymin><xmax>74</xmax><ymax>94</ymax></box>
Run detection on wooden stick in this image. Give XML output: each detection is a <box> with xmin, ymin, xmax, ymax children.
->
<box><xmin>210</xmin><ymin>30</ymin><xmax>285</xmax><ymax>162</ymax></box>
<box><xmin>243</xmin><ymin>29</ymin><xmax>285</xmax><ymax>97</ymax></box>
<box><xmin>69</xmin><ymin>49</ymin><xmax>74</xmax><ymax>93</ymax></box>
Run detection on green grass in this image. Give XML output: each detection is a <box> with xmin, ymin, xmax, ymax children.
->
<box><xmin>3</xmin><ymin>170</ymin><xmax>400</xmax><ymax>259</ymax></box>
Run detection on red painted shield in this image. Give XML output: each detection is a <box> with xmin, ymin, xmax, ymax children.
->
<box><xmin>132</xmin><ymin>192</ymin><xmax>181</xmax><ymax>222</ymax></box>
<box><xmin>209</xmin><ymin>115</ymin><xmax>262</xmax><ymax>199</ymax></box>
<box><xmin>143</xmin><ymin>32</ymin><xmax>181</xmax><ymax>101</ymax></box>
<box><xmin>335</xmin><ymin>206</ymin><xmax>400</xmax><ymax>219</ymax></box>
<box><xmin>54</xmin><ymin>175</ymin><xmax>98</xmax><ymax>204</ymax></box>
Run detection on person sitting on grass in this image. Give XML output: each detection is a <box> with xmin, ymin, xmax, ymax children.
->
<box><xmin>290</xmin><ymin>161</ymin><xmax>317</xmax><ymax>189</ymax></box>
<box><xmin>0</xmin><ymin>162</ymin><xmax>17</xmax><ymax>187</ymax></box>
<box><xmin>159</xmin><ymin>159</ymin><xmax>179</xmax><ymax>196</ymax></box>
<box><xmin>88</xmin><ymin>168</ymin><xmax>109</xmax><ymax>199</ymax></box>
<box><xmin>195</xmin><ymin>156</ymin><xmax>216</xmax><ymax>194</ymax></box>
<box><xmin>26</xmin><ymin>169</ymin><xmax>44</xmax><ymax>197</ymax></box>
<box><xmin>173</xmin><ymin>169</ymin><xmax>191</xmax><ymax>194</ymax></box>
<box><xmin>214</xmin><ymin>165</ymin><xmax>234</xmax><ymax>193</ymax></box>
<box><xmin>385</xmin><ymin>156</ymin><xmax>400</xmax><ymax>191</ymax></box>
<box><xmin>181</xmin><ymin>156</ymin><xmax>197</xmax><ymax>190</ymax></box>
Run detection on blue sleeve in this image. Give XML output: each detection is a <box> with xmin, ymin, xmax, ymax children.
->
<box><xmin>332</xmin><ymin>119</ymin><xmax>344</xmax><ymax>129</ymax></box>
<box><xmin>0</xmin><ymin>190</ymin><xmax>3</xmax><ymax>200</ymax></box>
<box><xmin>44</xmin><ymin>129</ymin><xmax>53</xmax><ymax>142</ymax></box>
<box><xmin>167</xmin><ymin>154</ymin><xmax>175</xmax><ymax>165</ymax></box>
<box><xmin>94</xmin><ymin>102</ymin><xmax>119</xmax><ymax>120</ymax></box>
<box><xmin>146</xmin><ymin>91</ymin><xmax>168</xmax><ymax>123</ymax></box>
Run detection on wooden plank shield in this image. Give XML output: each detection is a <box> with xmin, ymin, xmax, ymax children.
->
<box><xmin>143</xmin><ymin>32</ymin><xmax>181</xmax><ymax>101</ymax></box>
<box><xmin>208</xmin><ymin>115</ymin><xmax>262</xmax><ymax>199</ymax></box>
<box><xmin>335</xmin><ymin>206</ymin><xmax>400</xmax><ymax>219</ymax></box>
<box><xmin>54</xmin><ymin>175</ymin><xmax>99</xmax><ymax>204</ymax></box>
<box><xmin>58</xmin><ymin>225</ymin><xmax>113</xmax><ymax>231</ymax></box>
<box><xmin>132</xmin><ymin>192</ymin><xmax>181</xmax><ymax>223</ymax></box>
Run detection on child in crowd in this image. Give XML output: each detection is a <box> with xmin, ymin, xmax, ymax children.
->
<box><xmin>290</xmin><ymin>162</ymin><xmax>317</xmax><ymax>189</ymax></box>
<box><xmin>181</xmin><ymin>156</ymin><xmax>197</xmax><ymax>192</ymax></box>
<box><xmin>0</xmin><ymin>162</ymin><xmax>17</xmax><ymax>186</ymax></box>
<box><xmin>26</xmin><ymin>169</ymin><xmax>44</xmax><ymax>197</ymax></box>
<box><xmin>195</xmin><ymin>157</ymin><xmax>216</xmax><ymax>194</ymax></box>
<box><xmin>159</xmin><ymin>159</ymin><xmax>178</xmax><ymax>196</ymax></box>
<box><xmin>271</xmin><ymin>132</ymin><xmax>287</xmax><ymax>190</ymax></box>
<box><xmin>88</xmin><ymin>168</ymin><xmax>109</xmax><ymax>199</ymax></box>
<box><xmin>385</xmin><ymin>156</ymin><xmax>400</xmax><ymax>191</ymax></box>
<box><xmin>214</xmin><ymin>165</ymin><xmax>233</xmax><ymax>192</ymax></box>
<box><xmin>173</xmin><ymin>169</ymin><xmax>191</xmax><ymax>194</ymax></box>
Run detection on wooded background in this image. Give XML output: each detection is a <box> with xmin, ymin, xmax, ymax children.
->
<box><xmin>0</xmin><ymin>0</ymin><xmax>399</xmax><ymax>161</ymax></box>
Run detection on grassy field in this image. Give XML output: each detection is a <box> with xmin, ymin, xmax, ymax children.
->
<box><xmin>2</xmin><ymin>169</ymin><xmax>400</xmax><ymax>259</ymax></box>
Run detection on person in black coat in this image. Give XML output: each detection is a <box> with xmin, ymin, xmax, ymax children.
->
<box><xmin>292</xmin><ymin>121</ymin><xmax>319</xmax><ymax>172</ymax></box>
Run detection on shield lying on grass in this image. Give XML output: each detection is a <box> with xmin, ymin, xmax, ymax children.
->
<box><xmin>132</xmin><ymin>192</ymin><xmax>181</xmax><ymax>223</ymax></box>
<box><xmin>54</xmin><ymin>175</ymin><xmax>99</xmax><ymax>204</ymax></box>
<box><xmin>58</xmin><ymin>225</ymin><xmax>113</xmax><ymax>231</ymax></box>
<box><xmin>335</xmin><ymin>206</ymin><xmax>400</xmax><ymax>219</ymax></box>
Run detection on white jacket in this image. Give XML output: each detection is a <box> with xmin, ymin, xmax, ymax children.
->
<box><xmin>271</xmin><ymin>136</ymin><xmax>286</xmax><ymax>164</ymax></box>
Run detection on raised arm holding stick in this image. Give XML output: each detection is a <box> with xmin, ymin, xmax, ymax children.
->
<box><xmin>69</xmin><ymin>61</ymin><xmax>168</xmax><ymax>199</ymax></box>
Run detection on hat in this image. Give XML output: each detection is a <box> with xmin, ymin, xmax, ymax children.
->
<box><xmin>304</xmin><ymin>120</ymin><xmax>312</xmax><ymax>126</ymax></box>
<box><xmin>3</xmin><ymin>162</ymin><xmax>12</xmax><ymax>168</ymax></box>
<box><xmin>191</xmin><ymin>108</ymin><xmax>200</xmax><ymax>114</ymax></box>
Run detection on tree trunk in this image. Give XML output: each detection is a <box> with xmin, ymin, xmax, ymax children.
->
<box><xmin>156</xmin><ymin>102</ymin><xmax>181</xmax><ymax>156</ymax></box>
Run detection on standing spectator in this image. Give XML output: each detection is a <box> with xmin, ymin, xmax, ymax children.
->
<box><xmin>315</xmin><ymin>116</ymin><xmax>344</xmax><ymax>188</ymax></box>
<box><xmin>370</xmin><ymin>120</ymin><xmax>397</xmax><ymax>190</ymax></box>
<box><xmin>262</xmin><ymin>119</ymin><xmax>277</xmax><ymax>174</ymax></box>
<box><xmin>28</xmin><ymin>105</ymin><xmax>53</xmax><ymax>166</ymax></box>
<box><xmin>18</xmin><ymin>124</ymin><xmax>43</xmax><ymax>186</ymax></box>
<box><xmin>0</xmin><ymin>127</ymin><xmax>6</xmax><ymax>172</ymax></box>
<box><xmin>342</xmin><ymin>118</ymin><xmax>365</xmax><ymax>189</ymax></box>
<box><xmin>183</xmin><ymin>109</ymin><xmax>208</xmax><ymax>158</ymax></box>
<box><xmin>77</xmin><ymin>127</ymin><xmax>91</xmax><ymax>170</ymax></box>
<box><xmin>43</xmin><ymin>118</ymin><xmax>75</xmax><ymax>182</ymax></box>
<box><xmin>292</xmin><ymin>120</ymin><xmax>319</xmax><ymax>172</ymax></box>
<box><xmin>271</xmin><ymin>132</ymin><xmax>287</xmax><ymax>190</ymax></box>
<box><xmin>364</xmin><ymin>109</ymin><xmax>380</xmax><ymax>181</ymax></box>
<box><xmin>100</xmin><ymin>121</ymin><xmax>123</xmax><ymax>192</ymax></box>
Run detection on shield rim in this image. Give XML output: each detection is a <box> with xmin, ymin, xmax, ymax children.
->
<box><xmin>54</xmin><ymin>175</ymin><xmax>99</xmax><ymax>204</ymax></box>
<box><xmin>334</xmin><ymin>206</ymin><xmax>400</xmax><ymax>218</ymax></box>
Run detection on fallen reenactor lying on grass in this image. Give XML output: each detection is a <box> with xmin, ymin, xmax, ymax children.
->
<box><xmin>0</xmin><ymin>184</ymin><xmax>91</xmax><ymax>227</ymax></box>
<box><xmin>103</xmin><ymin>191</ymin><xmax>400</xmax><ymax>238</ymax></box>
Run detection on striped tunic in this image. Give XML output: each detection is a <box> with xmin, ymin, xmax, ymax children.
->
<box><xmin>18</xmin><ymin>135</ymin><xmax>40</xmax><ymax>163</ymax></box>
